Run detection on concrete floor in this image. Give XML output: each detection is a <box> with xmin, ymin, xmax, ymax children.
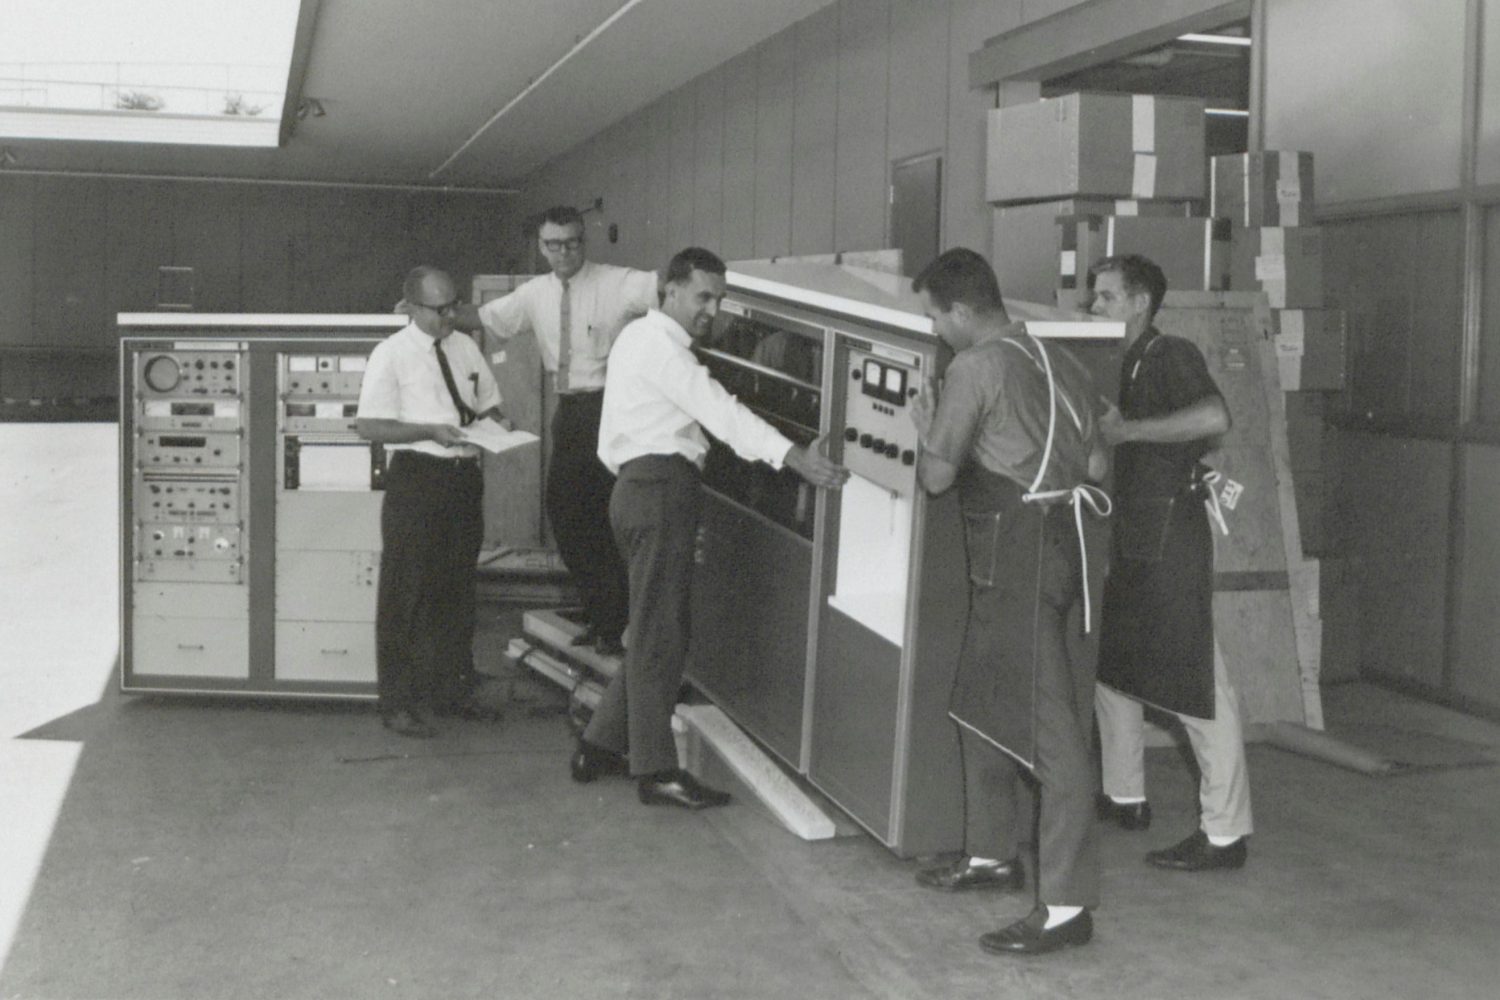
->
<box><xmin>3</xmin><ymin>423</ymin><xmax>1499</xmax><ymax>1000</ymax></box>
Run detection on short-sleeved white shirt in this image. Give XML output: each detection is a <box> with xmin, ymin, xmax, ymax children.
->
<box><xmin>476</xmin><ymin>261</ymin><xmax>657</xmax><ymax>392</ymax></box>
<box><xmin>356</xmin><ymin>323</ymin><xmax>502</xmax><ymax>458</ymax></box>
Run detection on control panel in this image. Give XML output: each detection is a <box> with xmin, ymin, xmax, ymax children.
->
<box><xmin>841</xmin><ymin>344</ymin><xmax>923</xmax><ymax>495</ymax></box>
<box><xmin>137</xmin><ymin>349</ymin><xmax>241</xmax><ymax>397</ymax></box>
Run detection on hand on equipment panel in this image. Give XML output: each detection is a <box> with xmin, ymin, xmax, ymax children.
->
<box><xmin>785</xmin><ymin>434</ymin><xmax>850</xmax><ymax>489</ymax></box>
<box><xmin>430</xmin><ymin>423</ymin><xmax>467</xmax><ymax>447</ymax></box>
<box><xmin>910</xmin><ymin>376</ymin><xmax>939</xmax><ymax>441</ymax></box>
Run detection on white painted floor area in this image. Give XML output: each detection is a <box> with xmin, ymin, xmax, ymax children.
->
<box><xmin>0</xmin><ymin>423</ymin><xmax>119</xmax><ymax>968</ymax></box>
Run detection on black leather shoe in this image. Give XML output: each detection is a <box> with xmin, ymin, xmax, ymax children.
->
<box><xmin>915</xmin><ymin>856</ymin><xmax>1025</xmax><ymax>892</ymax></box>
<box><xmin>570</xmin><ymin>739</ymin><xmax>629</xmax><ymax>783</ymax></box>
<box><xmin>979</xmin><ymin>906</ymin><xmax>1092</xmax><ymax>955</ymax></box>
<box><xmin>570</xmin><ymin>625</ymin><xmax>599</xmax><ymax>647</ymax></box>
<box><xmin>381</xmin><ymin>709</ymin><xmax>436</xmax><ymax>739</ymax></box>
<box><xmin>594</xmin><ymin>635</ymin><xmax>626</xmax><ymax>657</ymax></box>
<box><xmin>1096</xmin><ymin>794</ymin><xmax>1153</xmax><ymax>831</ymax></box>
<box><xmin>1146</xmin><ymin>830</ymin><xmax>1248</xmax><ymax>871</ymax></box>
<box><xmin>637</xmin><ymin>769</ymin><xmax>731</xmax><ymax>810</ymax></box>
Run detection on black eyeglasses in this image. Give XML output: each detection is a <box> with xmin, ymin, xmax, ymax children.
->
<box><xmin>541</xmin><ymin>237</ymin><xmax>583</xmax><ymax>252</ymax></box>
<box><xmin>415</xmin><ymin>298</ymin><xmax>461</xmax><ymax>316</ymax></box>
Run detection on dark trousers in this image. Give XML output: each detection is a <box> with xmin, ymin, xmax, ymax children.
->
<box><xmin>583</xmin><ymin>455</ymin><xmax>700</xmax><ymax>775</ymax></box>
<box><xmin>547</xmin><ymin>391</ymin><xmax>629</xmax><ymax>643</ymax></box>
<box><xmin>955</xmin><ymin>492</ymin><xmax>1099</xmax><ymax>909</ymax></box>
<box><xmin>375</xmin><ymin>451</ymin><xmax>483</xmax><ymax>714</ymax></box>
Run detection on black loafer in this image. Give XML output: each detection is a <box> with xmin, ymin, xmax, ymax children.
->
<box><xmin>570</xmin><ymin>739</ymin><xmax>629</xmax><ymax>783</ymax></box>
<box><xmin>1146</xmin><ymin>830</ymin><xmax>1248</xmax><ymax>871</ymax></box>
<box><xmin>637</xmin><ymin>769</ymin><xmax>731</xmax><ymax>810</ymax></box>
<box><xmin>1096</xmin><ymin>795</ymin><xmax>1153</xmax><ymax>831</ymax></box>
<box><xmin>381</xmin><ymin>709</ymin><xmax>436</xmax><ymax>739</ymax></box>
<box><xmin>915</xmin><ymin>856</ymin><xmax>1025</xmax><ymax>892</ymax></box>
<box><xmin>979</xmin><ymin>907</ymin><xmax>1092</xmax><ymax>955</ymax></box>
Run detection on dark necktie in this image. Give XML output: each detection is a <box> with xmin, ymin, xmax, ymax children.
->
<box><xmin>434</xmin><ymin>338</ymin><xmax>476</xmax><ymax>427</ymax></box>
<box><xmin>557</xmin><ymin>277</ymin><xmax>572</xmax><ymax>393</ymax></box>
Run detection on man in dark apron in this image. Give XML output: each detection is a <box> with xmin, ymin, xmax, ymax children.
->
<box><xmin>909</xmin><ymin>249</ymin><xmax>1109</xmax><ymax>956</ymax></box>
<box><xmin>1090</xmin><ymin>254</ymin><xmax>1254</xmax><ymax>871</ymax></box>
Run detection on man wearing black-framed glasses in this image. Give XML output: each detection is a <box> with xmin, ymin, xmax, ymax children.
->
<box><xmin>358</xmin><ymin>266</ymin><xmax>508</xmax><ymax>738</ymax></box>
<box><xmin>453</xmin><ymin>205</ymin><xmax>657</xmax><ymax>657</ymax></box>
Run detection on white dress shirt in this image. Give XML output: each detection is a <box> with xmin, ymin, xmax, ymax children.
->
<box><xmin>476</xmin><ymin>260</ymin><xmax>658</xmax><ymax>393</ymax></box>
<box><xmin>357</xmin><ymin>323</ymin><xmax>502</xmax><ymax>458</ymax></box>
<box><xmin>597</xmin><ymin>309</ymin><xmax>794</xmax><ymax>475</ymax></box>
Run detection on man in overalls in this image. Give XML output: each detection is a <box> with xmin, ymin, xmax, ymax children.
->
<box><xmin>1090</xmin><ymin>254</ymin><xmax>1254</xmax><ymax>871</ymax></box>
<box><xmin>909</xmin><ymin>249</ymin><xmax>1109</xmax><ymax>956</ymax></box>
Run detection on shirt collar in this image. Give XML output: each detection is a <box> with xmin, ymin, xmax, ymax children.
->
<box><xmin>651</xmin><ymin>308</ymin><xmax>692</xmax><ymax>347</ymax></box>
<box><xmin>550</xmin><ymin>260</ymin><xmax>593</xmax><ymax>288</ymax></box>
<box><xmin>397</xmin><ymin>321</ymin><xmax>437</xmax><ymax>349</ymax></box>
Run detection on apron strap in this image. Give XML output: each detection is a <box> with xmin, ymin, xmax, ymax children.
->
<box><xmin>1003</xmin><ymin>334</ymin><xmax>1112</xmax><ymax>632</ymax></box>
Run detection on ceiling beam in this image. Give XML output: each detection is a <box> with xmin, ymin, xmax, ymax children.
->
<box><xmin>968</xmin><ymin>0</ymin><xmax>1251</xmax><ymax>89</ymax></box>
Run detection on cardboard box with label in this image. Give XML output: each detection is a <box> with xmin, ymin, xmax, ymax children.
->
<box><xmin>991</xmin><ymin>198</ymin><xmax>1198</xmax><ymax>304</ymax></box>
<box><xmin>986</xmin><ymin>92</ymin><xmax>1207</xmax><ymax>204</ymax></box>
<box><xmin>1230</xmin><ymin>227</ymin><xmax>1323</xmax><ymax>308</ymax></box>
<box><xmin>1057</xmin><ymin>214</ymin><xmax>1231</xmax><ymax>293</ymax></box>
<box><xmin>1270</xmin><ymin>308</ymin><xmax>1345</xmax><ymax>391</ymax></box>
<box><xmin>1212</xmin><ymin>151</ymin><xmax>1314</xmax><ymax>227</ymax></box>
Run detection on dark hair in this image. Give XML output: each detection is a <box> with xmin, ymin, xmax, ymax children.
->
<box><xmin>664</xmin><ymin>246</ymin><xmax>726</xmax><ymax>286</ymax></box>
<box><xmin>539</xmin><ymin>205</ymin><xmax>585</xmax><ymax>231</ymax></box>
<box><xmin>1088</xmin><ymin>254</ymin><xmax>1167</xmax><ymax>321</ymax></box>
<box><xmin>402</xmin><ymin>265</ymin><xmax>450</xmax><ymax>303</ymax></box>
<box><xmin>911</xmin><ymin>248</ymin><xmax>1004</xmax><ymax>313</ymax></box>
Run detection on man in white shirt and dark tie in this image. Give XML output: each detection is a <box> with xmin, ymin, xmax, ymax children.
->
<box><xmin>454</xmin><ymin>206</ymin><xmax>657</xmax><ymax>656</ymax></box>
<box><xmin>569</xmin><ymin>247</ymin><xmax>850</xmax><ymax>809</ymax></box>
<box><xmin>357</xmin><ymin>266</ymin><xmax>507</xmax><ymax>737</ymax></box>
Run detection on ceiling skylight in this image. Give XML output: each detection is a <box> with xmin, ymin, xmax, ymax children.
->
<box><xmin>0</xmin><ymin>0</ymin><xmax>301</xmax><ymax>147</ymax></box>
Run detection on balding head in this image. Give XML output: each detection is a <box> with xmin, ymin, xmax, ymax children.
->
<box><xmin>402</xmin><ymin>266</ymin><xmax>459</xmax><ymax>339</ymax></box>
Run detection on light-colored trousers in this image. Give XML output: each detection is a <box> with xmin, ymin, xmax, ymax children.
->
<box><xmin>1094</xmin><ymin>641</ymin><xmax>1253</xmax><ymax>839</ymax></box>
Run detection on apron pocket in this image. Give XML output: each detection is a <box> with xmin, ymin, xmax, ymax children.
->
<box><xmin>1116</xmin><ymin>497</ymin><xmax>1177</xmax><ymax>562</ymax></box>
<box><xmin>962</xmin><ymin>509</ymin><xmax>1007</xmax><ymax>587</ymax></box>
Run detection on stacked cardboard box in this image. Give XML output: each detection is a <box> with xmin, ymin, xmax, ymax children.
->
<box><xmin>987</xmin><ymin>92</ymin><xmax>1216</xmax><ymax>306</ymax></box>
<box><xmin>1213</xmin><ymin>151</ymin><xmax>1314</xmax><ymax>227</ymax></box>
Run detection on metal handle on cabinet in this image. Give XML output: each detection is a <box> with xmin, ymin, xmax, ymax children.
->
<box><xmin>320</xmin><ymin>648</ymin><xmax>349</xmax><ymax>656</ymax></box>
<box><xmin>177</xmin><ymin>643</ymin><xmax>205</xmax><ymax>651</ymax></box>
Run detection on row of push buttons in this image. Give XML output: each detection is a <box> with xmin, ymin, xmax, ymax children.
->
<box><xmin>843</xmin><ymin>427</ymin><xmax>916</xmax><ymax>466</ymax></box>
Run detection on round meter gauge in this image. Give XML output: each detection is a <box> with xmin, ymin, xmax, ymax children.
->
<box><xmin>142</xmin><ymin>355</ymin><xmax>182</xmax><ymax>393</ymax></box>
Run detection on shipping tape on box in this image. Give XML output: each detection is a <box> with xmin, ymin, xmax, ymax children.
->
<box><xmin>1131</xmin><ymin>95</ymin><xmax>1157</xmax><ymax>198</ymax></box>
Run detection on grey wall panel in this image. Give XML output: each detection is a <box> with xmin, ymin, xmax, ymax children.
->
<box><xmin>1479</xmin><ymin>207</ymin><xmax>1500</xmax><ymax>424</ymax></box>
<box><xmin>34</xmin><ymin>177</ymin><xmax>108</xmax><ymax>349</ymax></box>
<box><xmin>1343</xmin><ymin>432</ymin><xmax>1451</xmax><ymax>689</ymax></box>
<box><xmin>1482</xmin><ymin>0</ymin><xmax>1500</xmax><ymax>186</ymax></box>
<box><xmin>669</xmin><ymin>85</ymin><xmax>697</xmax><ymax>252</ymax></box>
<box><xmin>886</xmin><ymin>0</ymin><xmax>948</xmax><ymax>165</ymax></box>
<box><xmin>238</xmin><ymin>187</ymin><xmax>297</xmax><ymax>313</ymax></box>
<box><xmin>943</xmin><ymin>0</ymin><xmax>1021</xmax><ymax>254</ymax></box>
<box><xmin>693</xmin><ymin>68</ymin><xmax>726</xmax><ymax>251</ymax></box>
<box><xmin>172</xmin><ymin>185</ymin><xmax>243</xmax><ymax>314</ymax></box>
<box><xmin>0</xmin><ymin>175</ymin><xmax>36</xmax><ymax>347</ymax></box>
<box><xmin>720</xmin><ymin>49</ymin><xmax>760</xmax><ymax>263</ymax></box>
<box><xmin>753</xmin><ymin>32</ymin><xmax>796</xmax><ymax>258</ymax></box>
<box><xmin>1323</xmin><ymin>211</ymin><xmax>1463</xmax><ymax>424</ymax></box>
<box><xmin>791</xmin><ymin>5</ymin><xmax>838</xmax><ymax>256</ymax></box>
<box><xmin>340</xmin><ymin>189</ymin><xmax>413</xmax><ymax>311</ymax></box>
<box><xmin>1455</xmin><ymin>444</ymin><xmax>1500</xmax><ymax>709</ymax></box>
<box><xmin>833</xmin><ymin>0</ymin><xmax>891</xmax><ymax>254</ymax></box>
<box><xmin>650</xmin><ymin>98</ymin><xmax>678</xmax><ymax>270</ymax></box>
<box><xmin>104</xmin><ymin>180</ymin><xmax>173</xmax><ymax>318</ymax></box>
<box><xmin>1264</xmin><ymin>0</ymin><xmax>1465</xmax><ymax>202</ymax></box>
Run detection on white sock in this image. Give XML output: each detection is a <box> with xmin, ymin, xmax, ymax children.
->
<box><xmin>1109</xmin><ymin>795</ymin><xmax>1146</xmax><ymax>804</ymax></box>
<box><xmin>968</xmin><ymin>855</ymin><xmax>1000</xmax><ymax>867</ymax></box>
<box><xmin>1206</xmin><ymin>833</ymin><xmax>1241</xmax><ymax>847</ymax></box>
<box><xmin>1044</xmin><ymin>905</ymin><xmax>1083</xmax><ymax>929</ymax></box>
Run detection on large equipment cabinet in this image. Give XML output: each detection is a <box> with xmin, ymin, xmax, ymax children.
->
<box><xmin>120</xmin><ymin>314</ymin><xmax>405</xmax><ymax>698</ymax></box>
<box><xmin>688</xmin><ymin>261</ymin><xmax>1121</xmax><ymax>856</ymax></box>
